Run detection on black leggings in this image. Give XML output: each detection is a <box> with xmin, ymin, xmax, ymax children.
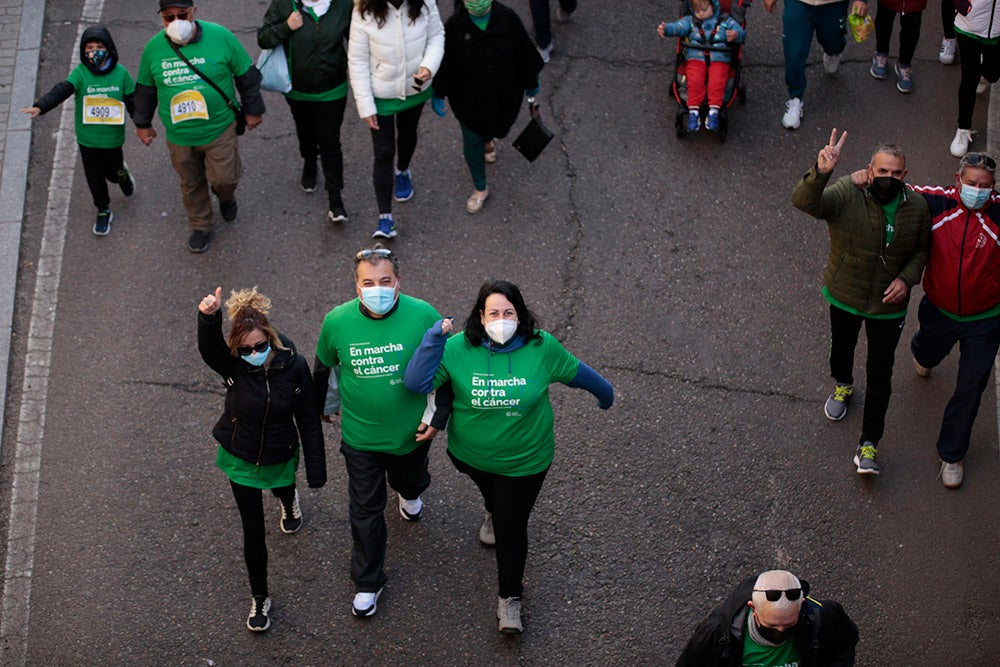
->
<box><xmin>78</xmin><ymin>144</ymin><xmax>124</xmax><ymax>211</ymax></box>
<box><xmin>942</xmin><ymin>0</ymin><xmax>955</xmax><ymax>38</ymax></box>
<box><xmin>449</xmin><ymin>451</ymin><xmax>548</xmax><ymax>599</ymax></box>
<box><xmin>286</xmin><ymin>96</ymin><xmax>347</xmax><ymax>197</ymax></box>
<box><xmin>874</xmin><ymin>3</ymin><xmax>922</xmax><ymax>66</ymax></box>
<box><xmin>229</xmin><ymin>480</ymin><xmax>297</xmax><ymax>597</ymax></box>
<box><xmin>956</xmin><ymin>33</ymin><xmax>1000</xmax><ymax>128</ymax></box>
<box><xmin>369</xmin><ymin>102</ymin><xmax>425</xmax><ymax>215</ymax></box>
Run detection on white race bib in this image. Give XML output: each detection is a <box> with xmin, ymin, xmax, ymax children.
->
<box><xmin>82</xmin><ymin>95</ymin><xmax>125</xmax><ymax>125</ymax></box>
<box><xmin>169</xmin><ymin>90</ymin><xmax>209</xmax><ymax>124</ymax></box>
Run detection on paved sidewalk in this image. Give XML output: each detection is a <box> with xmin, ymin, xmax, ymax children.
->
<box><xmin>0</xmin><ymin>0</ymin><xmax>44</xmax><ymax>459</ymax></box>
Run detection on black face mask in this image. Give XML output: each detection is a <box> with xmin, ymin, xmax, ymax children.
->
<box><xmin>869</xmin><ymin>176</ymin><xmax>904</xmax><ymax>204</ymax></box>
<box><xmin>757</xmin><ymin>623</ymin><xmax>795</xmax><ymax>644</ymax></box>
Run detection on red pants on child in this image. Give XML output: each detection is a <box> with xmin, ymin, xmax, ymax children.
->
<box><xmin>686</xmin><ymin>60</ymin><xmax>730</xmax><ymax>108</ymax></box>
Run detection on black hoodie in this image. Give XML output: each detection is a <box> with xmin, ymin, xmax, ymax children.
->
<box><xmin>33</xmin><ymin>24</ymin><xmax>135</xmax><ymax>116</ymax></box>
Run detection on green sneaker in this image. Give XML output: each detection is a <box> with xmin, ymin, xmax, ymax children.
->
<box><xmin>854</xmin><ymin>442</ymin><xmax>880</xmax><ymax>475</ymax></box>
<box><xmin>824</xmin><ymin>383</ymin><xmax>853</xmax><ymax>421</ymax></box>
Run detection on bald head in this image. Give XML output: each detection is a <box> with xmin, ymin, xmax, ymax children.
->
<box><xmin>749</xmin><ymin>570</ymin><xmax>803</xmax><ymax>632</ymax></box>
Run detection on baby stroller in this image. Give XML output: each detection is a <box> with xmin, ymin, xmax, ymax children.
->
<box><xmin>670</xmin><ymin>0</ymin><xmax>748</xmax><ymax>142</ymax></box>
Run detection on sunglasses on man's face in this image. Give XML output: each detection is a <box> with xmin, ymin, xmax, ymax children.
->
<box><xmin>237</xmin><ymin>340</ymin><xmax>269</xmax><ymax>357</ymax></box>
<box><xmin>753</xmin><ymin>586</ymin><xmax>807</xmax><ymax>602</ymax></box>
<box><xmin>161</xmin><ymin>10</ymin><xmax>192</xmax><ymax>22</ymax></box>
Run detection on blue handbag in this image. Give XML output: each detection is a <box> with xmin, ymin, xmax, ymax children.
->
<box><xmin>257</xmin><ymin>44</ymin><xmax>292</xmax><ymax>94</ymax></box>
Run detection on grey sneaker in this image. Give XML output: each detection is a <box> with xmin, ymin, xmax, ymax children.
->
<box><xmin>823</xmin><ymin>51</ymin><xmax>840</xmax><ymax>74</ymax></box>
<box><xmin>824</xmin><ymin>383</ymin><xmax>853</xmax><ymax>421</ymax></box>
<box><xmin>870</xmin><ymin>53</ymin><xmax>888</xmax><ymax>79</ymax></box>
<box><xmin>853</xmin><ymin>442</ymin><xmax>880</xmax><ymax>475</ymax></box>
<box><xmin>940</xmin><ymin>460</ymin><xmax>964</xmax><ymax>489</ymax></box>
<box><xmin>497</xmin><ymin>596</ymin><xmax>523</xmax><ymax>634</ymax></box>
<box><xmin>479</xmin><ymin>513</ymin><xmax>495</xmax><ymax>546</ymax></box>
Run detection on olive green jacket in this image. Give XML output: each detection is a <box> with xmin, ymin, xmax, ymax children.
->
<box><xmin>793</xmin><ymin>165</ymin><xmax>931</xmax><ymax>316</ymax></box>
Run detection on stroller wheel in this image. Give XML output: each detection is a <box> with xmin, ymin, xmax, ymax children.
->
<box><xmin>718</xmin><ymin>115</ymin><xmax>728</xmax><ymax>142</ymax></box>
<box><xmin>675</xmin><ymin>110</ymin><xmax>686</xmax><ymax>138</ymax></box>
<box><xmin>738</xmin><ymin>82</ymin><xmax>747</xmax><ymax>104</ymax></box>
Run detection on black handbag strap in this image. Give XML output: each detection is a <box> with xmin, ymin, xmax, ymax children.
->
<box><xmin>166</xmin><ymin>33</ymin><xmax>242</xmax><ymax>112</ymax></box>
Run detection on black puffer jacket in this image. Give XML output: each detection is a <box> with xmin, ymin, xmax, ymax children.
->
<box><xmin>676</xmin><ymin>575</ymin><xmax>858</xmax><ymax>667</ymax></box>
<box><xmin>257</xmin><ymin>0</ymin><xmax>352</xmax><ymax>95</ymax></box>
<box><xmin>198</xmin><ymin>310</ymin><xmax>326</xmax><ymax>488</ymax></box>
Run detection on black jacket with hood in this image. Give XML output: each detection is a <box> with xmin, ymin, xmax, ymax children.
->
<box><xmin>198</xmin><ymin>310</ymin><xmax>326</xmax><ymax>488</ymax></box>
<box><xmin>34</xmin><ymin>24</ymin><xmax>136</xmax><ymax>116</ymax></box>
<box><xmin>676</xmin><ymin>575</ymin><xmax>859</xmax><ymax>667</ymax></box>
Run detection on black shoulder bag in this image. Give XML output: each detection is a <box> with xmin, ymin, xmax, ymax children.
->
<box><xmin>167</xmin><ymin>35</ymin><xmax>247</xmax><ymax>135</ymax></box>
<box><xmin>512</xmin><ymin>100</ymin><xmax>553</xmax><ymax>162</ymax></box>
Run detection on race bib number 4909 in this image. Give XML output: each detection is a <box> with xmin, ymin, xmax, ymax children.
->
<box><xmin>82</xmin><ymin>95</ymin><xmax>125</xmax><ymax>125</ymax></box>
<box><xmin>169</xmin><ymin>90</ymin><xmax>209</xmax><ymax>124</ymax></box>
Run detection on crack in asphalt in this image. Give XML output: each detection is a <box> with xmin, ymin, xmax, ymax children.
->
<box><xmin>601</xmin><ymin>363</ymin><xmax>812</xmax><ymax>403</ymax></box>
<box><xmin>124</xmin><ymin>380</ymin><xmax>222</xmax><ymax>395</ymax></box>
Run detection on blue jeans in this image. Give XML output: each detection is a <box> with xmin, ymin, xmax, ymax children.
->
<box><xmin>782</xmin><ymin>0</ymin><xmax>849</xmax><ymax>99</ymax></box>
<box><xmin>911</xmin><ymin>296</ymin><xmax>1000</xmax><ymax>462</ymax></box>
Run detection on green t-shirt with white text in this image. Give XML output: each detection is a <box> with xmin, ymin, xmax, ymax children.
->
<box><xmin>434</xmin><ymin>331</ymin><xmax>580</xmax><ymax>476</ymax></box>
<box><xmin>315</xmin><ymin>295</ymin><xmax>440</xmax><ymax>455</ymax></box>
<box><xmin>66</xmin><ymin>63</ymin><xmax>135</xmax><ymax>149</ymax></box>
<box><xmin>136</xmin><ymin>21</ymin><xmax>252</xmax><ymax>146</ymax></box>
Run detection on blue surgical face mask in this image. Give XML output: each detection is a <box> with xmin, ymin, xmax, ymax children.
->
<box><xmin>359</xmin><ymin>282</ymin><xmax>398</xmax><ymax>315</ymax></box>
<box><xmin>242</xmin><ymin>346</ymin><xmax>270</xmax><ymax>367</ymax></box>
<box><xmin>960</xmin><ymin>183</ymin><xmax>992</xmax><ymax>210</ymax></box>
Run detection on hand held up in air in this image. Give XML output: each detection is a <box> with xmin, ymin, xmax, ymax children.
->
<box><xmin>199</xmin><ymin>286</ymin><xmax>223</xmax><ymax>315</ymax></box>
<box><xmin>817</xmin><ymin>128</ymin><xmax>847</xmax><ymax>175</ymax></box>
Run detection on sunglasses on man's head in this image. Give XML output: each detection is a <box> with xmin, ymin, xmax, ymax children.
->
<box><xmin>355</xmin><ymin>248</ymin><xmax>393</xmax><ymax>260</ymax></box>
<box><xmin>753</xmin><ymin>585</ymin><xmax>808</xmax><ymax>602</ymax></box>
<box><xmin>237</xmin><ymin>340</ymin><xmax>269</xmax><ymax>357</ymax></box>
<box><xmin>964</xmin><ymin>153</ymin><xmax>997</xmax><ymax>171</ymax></box>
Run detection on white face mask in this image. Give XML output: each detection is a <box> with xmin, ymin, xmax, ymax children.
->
<box><xmin>484</xmin><ymin>319</ymin><xmax>517</xmax><ymax>345</ymax></box>
<box><xmin>165</xmin><ymin>19</ymin><xmax>195</xmax><ymax>45</ymax></box>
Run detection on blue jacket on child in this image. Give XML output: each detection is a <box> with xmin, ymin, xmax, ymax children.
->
<box><xmin>662</xmin><ymin>0</ymin><xmax>745</xmax><ymax>64</ymax></box>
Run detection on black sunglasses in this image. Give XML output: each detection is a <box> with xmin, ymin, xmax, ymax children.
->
<box><xmin>237</xmin><ymin>340</ymin><xmax>269</xmax><ymax>357</ymax></box>
<box><xmin>964</xmin><ymin>153</ymin><xmax>997</xmax><ymax>171</ymax></box>
<box><xmin>753</xmin><ymin>583</ymin><xmax>809</xmax><ymax>602</ymax></box>
<box><xmin>161</xmin><ymin>10</ymin><xmax>192</xmax><ymax>22</ymax></box>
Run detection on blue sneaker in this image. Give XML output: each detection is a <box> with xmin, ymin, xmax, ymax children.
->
<box><xmin>686</xmin><ymin>110</ymin><xmax>699</xmax><ymax>132</ymax></box>
<box><xmin>372</xmin><ymin>216</ymin><xmax>397</xmax><ymax>239</ymax></box>
<box><xmin>394</xmin><ymin>170</ymin><xmax>413</xmax><ymax>202</ymax></box>
<box><xmin>93</xmin><ymin>209</ymin><xmax>113</xmax><ymax>236</ymax></box>
<box><xmin>894</xmin><ymin>62</ymin><xmax>914</xmax><ymax>93</ymax></box>
<box><xmin>870</xmin><ymin>53</ymin><xmax>888</xmax><ymax>80</ymax></box>
<box><xmin>705</xmin><ymin>110</ymin><xmax>720</xmax><ymax>132</ymax></box>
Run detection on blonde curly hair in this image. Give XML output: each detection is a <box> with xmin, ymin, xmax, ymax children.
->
<box><xmin>224</xmin><ymin>287</ymin><xmax>288</xmax><ymax>357</ymax></box>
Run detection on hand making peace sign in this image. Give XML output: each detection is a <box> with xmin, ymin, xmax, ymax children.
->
<box><xmin>817</xmin><ymin>128</ymin><xmax>847</xmax><ymax>175</ymax></box>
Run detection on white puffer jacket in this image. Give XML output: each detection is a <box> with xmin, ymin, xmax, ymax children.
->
<box><xmin>956</xmin><ymin>0</ymin><xmax>1000</xmax><ymax>40</ymax></box>
<box><xmin>348</xmin><ymin>0</ymin><xmax>445</xmax><ymax>119</ymax></box>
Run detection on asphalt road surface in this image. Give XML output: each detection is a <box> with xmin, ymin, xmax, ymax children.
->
<box><xmin>1</xmin><ymin>0</ymin><xmax>998</xmax><ymax>664</ymax></box>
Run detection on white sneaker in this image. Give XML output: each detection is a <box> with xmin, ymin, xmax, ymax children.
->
<box><xmin>782</xmin><ymin>98</ymin><xmax>803</xmax><ymax>130</ymax></box>
<box><xmin>950</xmin><ymin>128</ymin><xmax>975</xmax><ymax>157</ymax></box>
<box><xmin>398</xmin><ymin>494</ymin><xmax>423</xmax><ymax>521</ymax></box>
<box><xmin>479</xmin><ymin>512</ymin><xmax>496</xmax><ymax>546</ymax></box>
<box><xmin>822</xmin><ymin>52</ymin><xmax>840</xmax><ymax>74</ymax></box>
<box><xmin>978</xmin><ymin>76</ymin><xmax>990</xmax><ymax>95</ymax></box>
<box><xmin>940</xmin><ymin>460</ymin><xmax>964</xmax><ymax>489</ymax></box>
<box><xmin>939</xmin><ymin>38</ymin><xmax>957</xmax><ymax>64</ymax></box>
<box><xmin>352</xmin><ymin>588</ymin><xmax>383</xmax><ymax>617</ymax></box>
<box><xmin>537</xmin><ymin>42</ymin><xmax>553</xmax><ymax>63</ymax></box>
<box><xmin>497</xmin><ymin>596</ymin><xmax>523</xmax><ymax>634</ymax></box>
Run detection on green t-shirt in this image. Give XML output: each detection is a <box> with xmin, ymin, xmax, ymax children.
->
<box><xmin>822</xmin><ymin>286</ymin><xmax>907</xmax><ymax>319</ymax></box>
<box><xmin>315</xmin><ymin>294</ymin><xmax>440</xmax><ymax>455</ymax></box>
<box><xmin>374</xmin><ymin>86</ymin><xmax>433</xmax><ymax>116</ymax></box>
<box><xmin>66</xmin><ymin>63</ymin><xmax>135</xmax><ymax>149</ymax></box>
<box><xmin>881</xmin><ymin>192</ymin><xmax>901</xmax><ymax>247</ymax></box>
<box><xmin>434</xmin><ymin>331</ymin><xmax>580</xmax><ymax>476</ymax></box>
<box><xmin>742</xmin><ymin>611</ymin><xmax>801</xmax><ymax>667</ymax></box>
<box><xmin>137</xmin><ymin>21</ymin><xmax>253</xmax><ymax>146</ymax></box>
<box><xmin>287</xmin><ymin>80</ymin><xmax>349</xmax><ymax>102</ymax></box>
<box><xmin>216</xmin><ymin>445</ymin><xmax>299</xmax><ymax>489</ymax></box>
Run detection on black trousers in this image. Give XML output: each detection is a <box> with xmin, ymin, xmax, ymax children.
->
<box><xmin>78</xmin><ymin>144</ymin><xmax>124</xmax><ymax>211</ymax></box>
<box><xmin>828</xmin><ymin>305</ymin><xmax>905</xmax><ymax>445</ymax></box>
<box><xmin>874</xmin><ymin>3</ymin><xmax>922</xmax><ymax>66</ymax></box>
<box><xmin>956</xmin><ymin>33</ymin><xmax>1000</xmax><ymax>128</ymax></box>
<box><xmin>449</xmin><ymin>451</ymin><xmax>549</xmax><ymax>599</ymax></box>
<box><xmin>529</xmin><ymin>0</ymin><xmax>578</xmax><ymax>48</ymax></box>
<box><xmin>285</xmin><ymin>96</ymin><xmax>347</xmax><ymax>198</ymax></box>
<box><xmin>942</xmin><ymin>0</ymin><xmax>955</xmax><ymax>38</ymax></box>
<box><xmin>229</xmin><ymin>480</ymin><xmax>297</xmax><ymax>598</ymax></box>
<box><xmin>369</xmin><ymin>102</ymin><xmax>425</xmax><ymax>215</ymax></box>
<box><xmin>911</xmin><ymin>296</ymin><xmax>1000</xmax><ymax>463</ymax></box>
<box><xmin>340</xmin><ymin>440</ymin><xmax>431</xmax><ymax>592</ymax></box>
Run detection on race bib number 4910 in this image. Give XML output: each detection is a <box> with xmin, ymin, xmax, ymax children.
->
<box><xmin>82</xmin><ymin>95</ymin><xmax>125</xmax><ymax>125</ymax></box>
<box><xmin>169</xmin><ymin>90</ymin><xmax>209</xmax><ymax>124</ymax></box>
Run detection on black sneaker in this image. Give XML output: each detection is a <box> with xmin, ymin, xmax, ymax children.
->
<box><xmin>328</xmin><ymin>195</ymin><xmax>348</xmax><ymax>223</ymax></box>
<box><xmin>246</xmin><ymin>595</ymin><xmax>271</xmax><ymax>632</ymax></box>
<box><xmin>93</xmin><ymin>209</ymin><xmax>113</xmax><ymax>236</ymax></box>
<box><xmin>280</xmin><ymin>490</ymin><xmax>302</xmax><ymax>534</ymax></box>
<box><xmin>219</xmin><ymin>199</ymin><xmax>238</xmax><ymax>222</ymax></box>
<box><xmin>187</xmin><ymin>230</ymin><xmax>212</xmax><ymax>253</ymax></box>
<box><xmin>301</xmin><ymin>161</ymin><xmax>318</xmax><ymax>193</ymax></box>
<box><xmin>117</xmin><ymin>164</ymin><xmax>135</xmax><ymax>197</ymax></box>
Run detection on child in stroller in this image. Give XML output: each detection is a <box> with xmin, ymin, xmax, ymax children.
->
<box><xmin>658</xmin><ymin>0</ymin><xmax>746</xmax><ymax>135</ymax></box>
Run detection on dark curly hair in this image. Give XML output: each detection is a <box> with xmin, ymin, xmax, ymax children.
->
<box><xmin>463</xmin><ymin>281</ymin><xmax>542</xmax><ymax>347</ymax></box>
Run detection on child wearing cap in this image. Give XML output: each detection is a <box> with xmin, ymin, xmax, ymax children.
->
<box><xmin>21</xmin><ymin>24</ymin><xmax>136</xmax><ymax>236</ymax></box>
